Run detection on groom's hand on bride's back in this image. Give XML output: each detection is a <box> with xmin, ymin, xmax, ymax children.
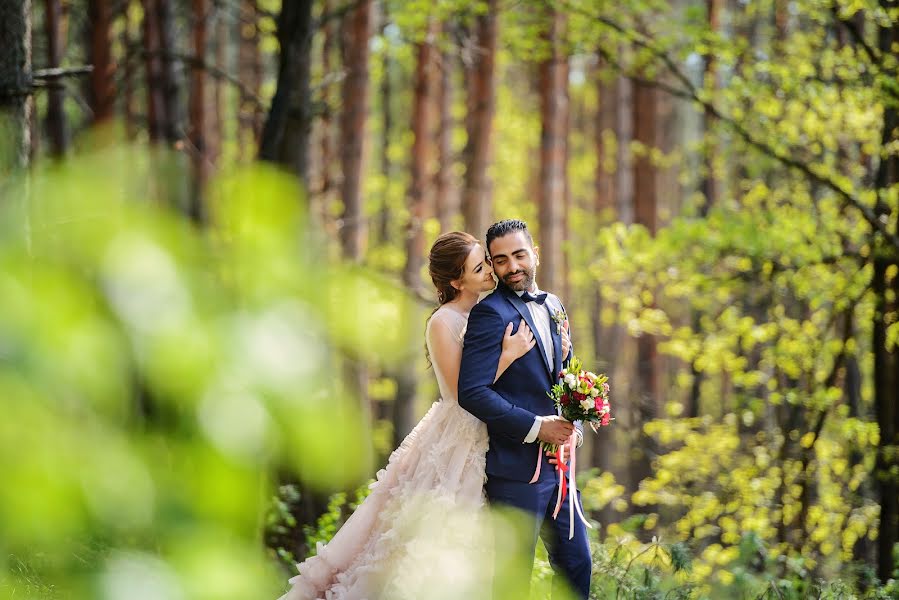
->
<box><xmin>537</xmin><ymin>416</ymin><xmax>574</xmax><ymax>446</ymax></box>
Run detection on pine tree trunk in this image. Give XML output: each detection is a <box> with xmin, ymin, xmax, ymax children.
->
<box><xmin>122</xmin><ymin>0</ymin><xmax>136</xmax><ymax>135</ymax></box>
<box><xmin>873</xmin><ymin>5</ymin><xmax>899</xmax><ymax>579</ymax></box>
<box><xmin>0</xmin><ymin>0</ymin><xmax>32</xmax><ymax>175</ymax></box>
<box><xmin>143</xmin><ymin>0</ymin><xmax>167</xmax><ymax>142</ymax></box>
<box><xmin>188</xmin><ymin>0</ymin><xmax>208</xmax><ymax>222</ymax></box>
<box><xmin>238</xmin><ymin>0</ymin><xmax>262</xmax><ymax>159</ymax></box>
<box><xmin>319</xmin><ymin>0</ymin><xmax>335</xmax><ymax>212</ymax></box>
<box><xmin>258</xmin><ymin>0</ymin><xmax>315</xmax><ymax>188</ymax></box>
<box><xmin>461</xmin><ymin>0</ymin><xmax>497</xmax><ymax>240</ymax></box>
<box><xmin>403</xmin><ymin>20</ymin><xmax>436</xmax><ymax>291</ymax></box>
<box><xmin>434</xmin><ymin>45</ymin><xmax>454</xmax><ymax>233</ymax></box>
<box><xmin>591</xmin><ymin>55</ymin><xmax>619</xmax><ymax>527</ymax></box>
<box><xmin>157</xmin><ymin>0</ymin><xmax>181</xmax><ymax>144</ymax></box>
<box><xmin>44</xmin><ymin>0</ymin><xmax>67</xmax><ymax>156</ymax></box>
<box><xmin>87</xmin><ymin>0</ymin><xmax>115</xmax><ymax>125</ymax></box>
<box><xmin>210</xmin><ymin>7</ymin><xmax>226</xmax><ymax>167</ymax></box>
<box><xmin>537</xmin><ymin>7</ymin><xmax>568</xmax><ymax>294</ymax></box>
<box><xmin>338</xmin><ymin>0</ymin><xmax>372</xmax><ymax>260</ymax></box>
<box><xmin>376</xmin><ymin>7</ymin><xmax>392</xmax><ymax>244</ymax></box>
<box><xmin>629</xmin><ymin>78</ymin><xmax>659</xmax><ymax>515</ymax></box>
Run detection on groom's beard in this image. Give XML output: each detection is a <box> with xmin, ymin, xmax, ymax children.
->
<box><xmin>502</xmin><ymin>268</ymin><xmax>535</xmax><ymax>292</ymax></box>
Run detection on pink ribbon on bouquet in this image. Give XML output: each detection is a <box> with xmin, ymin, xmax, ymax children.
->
<box><xmin>529</xmin><ymin>432</ymin><xmax>593</xmax><ymax>540</ymax></box>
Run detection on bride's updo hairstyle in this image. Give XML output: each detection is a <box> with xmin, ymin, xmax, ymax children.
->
<box><xmin>428</xmin><ymin>231</ymin><xmax>480</xmax><ymax>305</ymax></box>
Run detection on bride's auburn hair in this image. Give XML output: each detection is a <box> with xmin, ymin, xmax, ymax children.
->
<box><xmin>428</xmin><ymin>231</ymin><xmax>480</xmax><ymax>305</ymax></box>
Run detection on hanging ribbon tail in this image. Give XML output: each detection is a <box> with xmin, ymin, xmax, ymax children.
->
<box><xmin>568</xmin><ymin>431</ymin><xmax>594</xmax><ymax>539</ymax></box>
<box><xmin>529</xmin><ymin>444</ymin><xmax>544</xmax><ymax>484</ymax></box>
<box><xmin>552</xmin><ymin>443</ymin><xmax>566</xmax><ymax>519</ymax></box>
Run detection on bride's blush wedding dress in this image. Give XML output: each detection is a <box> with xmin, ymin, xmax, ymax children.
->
<box><xmin>278</xmin><ymin>306</ymin><xmax>492</xmax><ymax>600</ymax></box>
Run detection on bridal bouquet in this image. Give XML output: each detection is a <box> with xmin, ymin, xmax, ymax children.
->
<box><xmin>548</xmin><ymin>355</ymin><xmax>612</xmax><ymax>440</ymax></box>
<box><xmin>530</xmin><ymin>355</ymin><xmax>612</xmax><ymax>539</ymax></box>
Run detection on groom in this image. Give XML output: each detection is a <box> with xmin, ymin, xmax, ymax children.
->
<box><xmin>459</xmin><ymin>219</ymin><xmax>591</xmax><ymax>599</ymax></box>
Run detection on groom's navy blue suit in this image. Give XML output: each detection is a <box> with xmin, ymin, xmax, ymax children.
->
<box><xmin>459</xmin><ymin>282</ymin><xmax>591</xmax><ymax>599</ymax></box>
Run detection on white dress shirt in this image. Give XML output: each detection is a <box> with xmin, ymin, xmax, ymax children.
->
<box><xmin>514</xmin><ymin>287</ymin><xmax>582</xmax><ymax>448</ymax></box>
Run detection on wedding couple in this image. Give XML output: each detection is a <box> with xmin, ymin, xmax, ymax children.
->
<box><xmin>280</xmin><ymin>220</ymin><xmax>591</xmax><ymax>600</ymax></box>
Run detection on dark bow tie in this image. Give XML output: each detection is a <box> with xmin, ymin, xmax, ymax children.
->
<box><xmin>520</xmin><ymin>291</ymin><xmax>548</xmax><ymax>305</ymax></box>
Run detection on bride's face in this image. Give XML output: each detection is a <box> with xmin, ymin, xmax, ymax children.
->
<box><xmin>455</xmin><ymin>244</ymin><xmax>496</xmax><ymax>295</ymax></box>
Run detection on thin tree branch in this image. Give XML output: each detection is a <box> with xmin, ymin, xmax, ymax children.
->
<box><xmin>139</xmin><ymin>49</ymin><xmax>264</xmax><ymax>108</ymax></box>
<box><xmin>831</xmin><ymin>7</ymin><xmax>881</xmax><ymax>67</ymax></box>
<box><xmin>575</xmin><ymin>3</ymin><xmax>899</xmax><ymax>252</ymax></box>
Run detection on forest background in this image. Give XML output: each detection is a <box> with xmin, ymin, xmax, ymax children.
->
<box><xmin>1</xmin><ymin>0</ymin><xmax>898</xmax><ymax>598</ymax></box>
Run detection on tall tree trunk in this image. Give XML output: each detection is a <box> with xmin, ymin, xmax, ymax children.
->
<box><xmin>0</xmin><ymin>0</ymin><xmax>33</xmax><ymax>176</ymax></box>
<box><xmin>87</xmin><ymin>0</ymin><xmax>115</xmax><ymax>125</ymax></box>
<box><xmin>537</xmin><ymin>7</ymin><xmax>568</xmax><ymax>294</ymax></box>
<box><xmin>873</xmin><ymin>256</ymin><xmax>899</xmax><ymax>581</ymax></box>
<box><xmin>591</xmin><ymin>54</ymin><xmax>619</xmax><ymax>528</ymax></box>
<box><xmin>338</xmin><ymin>0</ymin><xmax>372</xmax><ymax>260</ymax></box>
<box><xmin>698</xmin><ymin>0</ymin><xmax>720</xmax><ymax>217</ymax></box>
<box><xmin>188</xmin><ymin>0</ymin><xmax>208</xmax><ymax>222</ymax></box>
<box><xmin>238</xmin><ymin>0</ymin><xmax>262</xmax><ymax>159</ymax></box>
<box><xmin>143</xmin><ymin>0</ymin><xmax>167</xmax><ymax>142</ymax></box>
<box><xmin>629</xmin><ymin>77</ymin><xmax>659</xmax><ymax>514</ymax></box>
<box><xmin>122</xmin><ymin>0</ymin><xmax>136</xmax><ymax>135</ymax></box>
<box><xmin>434</xmin><ymin>45</ymin><xmax>454</xmax><ymax>233</ymax></box>
<box><xmin>258</xmin><ymin>0</ymin><xmax>314</xmax><ymax>187</ymax></box>
<box><xmin>318</xmin><ymin>0</ymin><xmax>335</xmax><ymax>217</ymax></box>
<box><xmin>873</xmin><ymin>3</ymin><xmax>899</xmax><ymax>579</ymax></box>
<box><xmin>403</xmin><ymin>20</ymin><xmax>436</xmax><ymax>291</ymax></box>
<box><xmin>157</xmin><ymin>0</ymin><xmax>181</xmax><ymax>144</ymax></box>
<box><xmin>210</xmin><ymin>6</ymin><xmax>226</xmax><ymax>167</ymax></box>
<box><xmin>692</xmin><ymin>0</ymin><xmax>721</xmax><ymax>419</ymax></box>
<box><xmin>44</xmin><ymin>0</ymin><xmax>67</xmax><ymax>156</ymax></box>
<box><xmin>461</xmin><ymin>0</ymin><xmax>497</xmax><ymax>241</ymax></box>
<box><xmin>376</xmin><ymin>9</ymin><xmax>392</xmax><ymax>244</ymax></box>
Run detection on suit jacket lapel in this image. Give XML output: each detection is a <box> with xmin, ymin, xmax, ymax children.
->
<box><xmin>502</xmin><ymin>285</ymin><xmax>553</xmax><ymax>380</ymax></box>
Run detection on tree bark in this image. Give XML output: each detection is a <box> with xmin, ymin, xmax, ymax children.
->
<box><xmin>872</xmin><ymin>3</ymin><xmax>899</xmax><ymax>580</ymax></box>
<box><xmin>698</xmin><ymin>0</ymin><xmax>720</xmax><ymax>217</ymax></box>
<box><xmin>258</xmin><ymin>0</ymin><xmax>315</xmax><ymax>188</ymax></box>
<box><xmin>461</xmin><ymin>0</ymin><xmax>498</xmax><ymax>241</ymax></box>
<box><xmin>188</xmin><ymin>0</ymin><xmax>209</xmax><ymax>222</ymax></box>
<box><xmin>434</xmin><ymin>45</ymin><xmax>454</xmax><ymax>233</ymax></box>
<box><xmin>318</xmin><ymin>0</ymin><xmax>336</xmax><ymax>211</ymax></box>
<box><xmin>873</xmin><ymin>257</ymin><xmax>899</xmax><ymax>581</ymax></box>
<box><xmin>403</xmin><ymin>20</ymin><xmax>437</xmax><ymax>291</ymax></box>
<box><xmin>0</xmin><ymin>0</ymin><xmax>33</xmax><ymax>175</ymax></box>
<box><xmin>537</xmin><ymin>7</ymin><xmax>568</xmax><ymax>294</ymax></box>
<box><xmin>43</xmin><ymin>0</ymin><xmax>67</xmax><ymax>156</ymax></box>
<box><xmin>591</xmin><ymin>54</ymin><xmax>619</xmax><ymax>527</ymax></box>
<box><xmin>142</xmin><ymin>0</ymin><xmax>167</xmax><ymax>142</ymax></box>
<box><xmin>338</xmin><ymin>0</ymin><xmax>373</xmax><ymax>261</ymax></box>
<box><xmin>238</xmin><ymin>0</ymin><xmax>262</xmax><ymax>159</ymax></box>
<box><xmin>210</xmin><ymin>6</ymin><xmax>226</xmax><ymax>166</ymax></box>
<box><xmin>629</xmin><ymin>77</ymin><xmax>659</xmax><ymax>512</ymax></box>
<box><xmin>376</xmin><ymin>8</ymin><xmax>392</xmax><ymax>245</ymax></box>
<box><xmin>87</xmin><ymin>0</ymin><xmax>115</xmax><ymax>125</ymax></box>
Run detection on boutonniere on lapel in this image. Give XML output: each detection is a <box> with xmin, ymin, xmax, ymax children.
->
<box><xmin>551</xmin><ymin>308</ymin><xmax>567</xmax><ymax>335</ymax></box>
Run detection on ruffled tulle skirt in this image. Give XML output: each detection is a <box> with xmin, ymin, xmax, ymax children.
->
<box><xmin>278</xmin><ymin>400</ymin><xmax>492</xmax><ymax>600</ymax></box>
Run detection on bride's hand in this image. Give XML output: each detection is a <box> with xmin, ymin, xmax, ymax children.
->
<box><xmin>502</xmin><ymin>320</ymin><xmax>536</xmax><ymax>361</ymax></box>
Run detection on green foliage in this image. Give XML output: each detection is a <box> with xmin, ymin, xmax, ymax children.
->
<box><xmin>0</xmin><ymin>146</ymin><xmax>414</xmax><ymax>599</ymax></box>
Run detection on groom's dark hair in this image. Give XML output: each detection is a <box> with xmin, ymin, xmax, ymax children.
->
<box><xmin>486</xmin><ymin>219</ymin><xmax>534</xmax><ymax>253</ymax></box>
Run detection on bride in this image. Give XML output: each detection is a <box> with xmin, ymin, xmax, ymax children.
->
<box><xmin>278</xmin><ymin>231</ymin><xmax>562</xmax><ymax>600</ymax></box>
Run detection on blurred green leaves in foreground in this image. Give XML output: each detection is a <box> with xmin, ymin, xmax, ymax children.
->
<box><xmin>0</xmin><ymin>145</ymin><xmax>418</xmax><ymax>599</ymax></box>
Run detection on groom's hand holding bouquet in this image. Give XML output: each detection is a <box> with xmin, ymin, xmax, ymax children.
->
<box><xmin>530</xmin><ymin>355</ymin><xmax>613</xmax><ymax>539</ymax></box>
